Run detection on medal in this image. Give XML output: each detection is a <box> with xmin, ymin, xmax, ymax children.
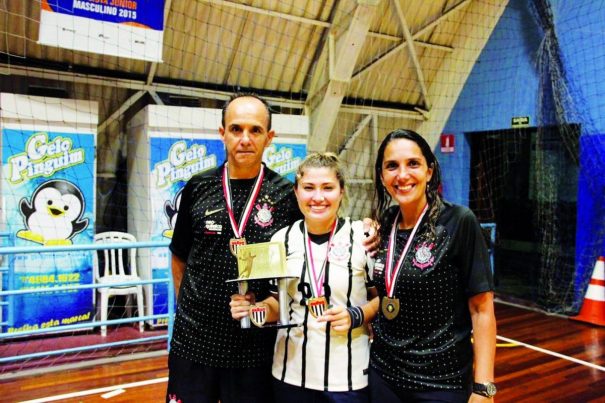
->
<box><xmin>222</xmin><ymin>164</ymin><xmax>264</xmax><ymax>257</ymax></box>
<box><xmin>229</xmin><ymin>237</ymin><xmax>247</xmax><ymax>257</ymax></box>
<box><xmin>383</xmin><ymin>205</ymin><xmax>428</xmax><ymax>320</ymax></box>
<box><xmin>303</xmin><ymin>221</ymin><xmax>337</xmax><ymax>318</ymax></box>
<box><xmin>381</xmin><ymin>297</ymin><xmax>400</xmax><ymax>320</ymax></box>
<box><xmin>308</xmin><ymin>296</ymin><xmax>328</xmax><ymax>318</ymax></box>
<box><xmin>249</xmin><ymin>304</ymin><xmax>267</xmax><ymax>327</ymax></box>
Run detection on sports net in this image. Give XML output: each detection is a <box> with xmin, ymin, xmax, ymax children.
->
<box><xmin>458</xmin><ymin>0</ymin><xmax>605</xmax><ymax>314</ymax></box>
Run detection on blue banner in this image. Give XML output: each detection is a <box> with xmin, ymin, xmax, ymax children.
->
<box><xmin>44</xmin><ymin>0</ymin><xmax>164</xmax><ymax>30</ymax></box>
<box><xmin>2</xmin><ymin>128</ymin><xmax>95</xmax><ymax>332</ymax></box>
<box><xmin>149</xmin><ymin>136</ymin><xmax>225</xmax><ymax>324</ymax></box>
<box><xmin>263</xmin><ymin>142</ymin><xmax>307</xmax><ymax>183</ymax></box>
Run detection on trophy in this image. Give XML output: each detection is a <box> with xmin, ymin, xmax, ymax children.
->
<box><xmin>226</xmin><ymin>241</ymin><xmax>298</xmax><ymax>329</ymax></box>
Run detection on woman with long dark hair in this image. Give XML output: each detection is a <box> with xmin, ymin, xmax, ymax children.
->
<box><xmin>369</xmin><ymin>129</ymin><xmax>497</xmax><ymax>402</ymax></box>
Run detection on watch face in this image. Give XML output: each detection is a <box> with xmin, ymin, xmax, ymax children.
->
<box><xmin>485</xmin><ymin>382</ymin><xmax>497</xmax><ymax>396</ymax></box>
<box><xmin>474</xmin><ymin>382</ymin><xmax>497</xmax><ymax>397</ymax></box>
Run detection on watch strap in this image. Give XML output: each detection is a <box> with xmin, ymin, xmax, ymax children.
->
<box><xmin>472</xmin><ymin>381</ymin><xmax>497</xmax><ymax>397</ymax></box>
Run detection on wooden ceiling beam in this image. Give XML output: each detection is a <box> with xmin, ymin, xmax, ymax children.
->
<box><xmin>200</xmin><ymin>0</ymin><xmax>449</xmax><ymax>53</ymax></box>
<box><xmin>0</xmin><ymin>64</ymin><xmax>303</xmax><ymax>109</ymax></box>
<box><xmin>340</xmin><ymin>104</ymin><xmax>424</xmax><ymax>119</ymax></box>
<box><xmin>352</xmin><ymin>0</ymin><xmax>471</xmax><ymax>80</ymax></box>
<box><xmin>392</xmin><ymin>0</ymin><xmax>430</xmax><ymax>109</ymax></box>
<box><xmin>2</xmin><ymin>63</ymin><xmax>426</xmax><ymax>119</ymax></box>
<box><xmin>414</xmin><ymin>0</ymin><xmax>508</xmax><ymax>148</ymax></box>
<box><xmin>98</xmin><ymin>90</ymin><xmax>146</xmax><ymax>133</ymax></box>
<box><xmin>199</xmin><ymin>0</ymin><xmax>331</xmax><ymax>27</ymax></box>
<box><xmin>367</xmin><ymin>31</ymin><xmax>453</xmax><ymax>52</ymax></box>
<box><xmin>338</xmin><ymin>114</ymin><xmax>373</xmax><ymax>155</ymax></box>
<box><xmin>307</xmin><ymin>0</ymin><xmax>381</xmax><ymax>153</ymax></box>
<box><xmin>148</xmin><ymin>91</ymin><xmax>164</xmax><ymax>105</ymax></box>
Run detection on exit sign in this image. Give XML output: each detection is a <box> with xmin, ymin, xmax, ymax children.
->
<box><xmin>441</xmin><ymin>134</ymin><xmax>455</xmax><ymax>153</ymax></box>
<box><xmin>511</xmin><ymin>116</ymin><xmax>530</xmax><ymax>127</ymax></box>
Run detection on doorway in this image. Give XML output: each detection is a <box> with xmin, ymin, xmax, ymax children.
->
<box><xmin>468</xmin><ymin>126</ymin><xmax>579</xmax><ymax>308</ymax></box>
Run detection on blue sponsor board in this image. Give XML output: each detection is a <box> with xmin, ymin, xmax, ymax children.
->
<box><xmin>263</xmin><ymin>142</ymin><xmax>306</xmax><ymax>183</ymax></box>
<box><xmin>149</xmin><ymin>136</ymin><xmax>224</xmax><ymax>324</ymax></box>
<box><xmin>1</xmin><ymin>129</ymin><xmax>95</xmax><ymax>332</ymax></box>
<box><xmin>44</xmin><ymin>0</ymin><xmax>164</xmax><ymax>30</ymax></box>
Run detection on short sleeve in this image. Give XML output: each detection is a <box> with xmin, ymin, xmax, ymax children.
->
<box><xmin>169</xmin><ymin>179</ymin><xmax>195</xmax><ymax>261</ymax></box>
<box><xmin>455</xmin><ymin>208</ymin><xmax>494</xmax><ymax>297</ymax></box>
<box><xmin>286</xmin><ymin>190</ymin><xmax>304</xmax><ymax>223</ymax></box>
<box><xmin>351</xmin><ymin>220</ymin><xmax>374</xmax><ymax>287</ymax></box>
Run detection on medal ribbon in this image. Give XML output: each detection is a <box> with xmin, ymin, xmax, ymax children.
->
<box><xmin>304</xmin><ymin>220</ymin><xmax>337</xmax><ymax>298</ymax></box>
<box><xmin>222</xmin><ymin>164</ymin><xmax>265</xmax><ymax>238</ymax></box>
<box><xmin>385</xmin><ymin>204</ymin><xmax>429</xmax><ymax>298</ymax></box>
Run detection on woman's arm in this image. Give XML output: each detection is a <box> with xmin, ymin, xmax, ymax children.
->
<box><xmin>363</xmin><ymin>288</ymin><xmax>380</xmax><ymax>324</ymax></box>
<box><xmin>318</xmin><ymin>292</ymin><xmax>380</xmax><ymax>332</ymax></box>
<box><xmin>468</xmin><ymin>291</ymin><xmax>497</xmax><ymax>401</ymax></box>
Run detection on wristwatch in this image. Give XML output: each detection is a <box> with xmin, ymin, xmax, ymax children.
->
<box><xmin>473</xmin><ymin>381</ymin><xmax>497</xmax><ymax>397</ymax></box>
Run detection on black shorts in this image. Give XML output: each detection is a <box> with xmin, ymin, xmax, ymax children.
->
<box><xmin>273</xmin><ymin>378</ymin><xmax>369</xmax><ymax>403</ymax></box>
<box><xmin>369</xmin><ymin>368</ymin><xmax>469</xmax><ymax>403</ymax></box>
<box><xmin>166</xmin><ymin>353</ymin><xmax>274</xmax><ymax>403</ymax></box>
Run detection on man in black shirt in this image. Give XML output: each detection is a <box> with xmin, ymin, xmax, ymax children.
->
<box><xmin>166</xmin><ymin>94</ymin><xmax>301</xmax><ymax>403</ymax></box>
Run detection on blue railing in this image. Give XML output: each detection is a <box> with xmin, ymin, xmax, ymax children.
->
<box><xmin>0</xmin><ymin>231</ymin><xmax>14</xmax><ymax>328</ymax></box>
<box><xmin>0</xmin><ymin>240</ymin><xmax>174</xmax><ymax>364</ymax></box>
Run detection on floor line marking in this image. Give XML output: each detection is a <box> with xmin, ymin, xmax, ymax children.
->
<box><xmin>101</xmin><ymin>388</ymin><xmax>125</xmax><ymax>399</ymax></box>
<box><xmin>497</xmin><ymin>335</ymin><xmax>605</xmax><ymax>372</ymax></box>
<box><xmin>19</xmin><ymin>377</ymin><xmax>168</xmax><ymax>403</ymax></box>
<box><xmin>21</xmin><ymin>334</ymin><xmax>605</xmax><ymax>402</ymax></box>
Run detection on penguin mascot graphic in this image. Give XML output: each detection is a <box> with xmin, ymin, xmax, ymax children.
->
<box><xmin>162</xmin><ymin>188</ymin><xmax>182</xmax><ymax>238</ymax></box>
<box><xmin>17</xmin><ymin>179</ymin><xmax>89</xmax><ymax>246</ymax></box>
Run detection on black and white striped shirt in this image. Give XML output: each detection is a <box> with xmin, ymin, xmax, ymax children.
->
<box><xmin>271</xmin><ymin>218</ymin><xmax>372</xmax><ymax>391</ymax></box>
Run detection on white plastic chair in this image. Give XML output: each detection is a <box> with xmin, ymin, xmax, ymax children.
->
<box><xmin>93</xmin><ymin>231</ymin><xmax>144</xmax><ymax>337</ymax></box>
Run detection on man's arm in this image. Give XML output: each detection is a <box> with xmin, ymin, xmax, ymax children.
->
<box><xmin>361</xmin><ymin>217</ymin><xmax>380</xmax><ymax>256</ymax></box>
<box><xmin>172</xmin><ymin>254</ymin><xmax>186</xmax><ymax>299</ymax></box>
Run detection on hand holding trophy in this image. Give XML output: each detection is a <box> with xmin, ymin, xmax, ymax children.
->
<box><xmin>227</xmin><ymin>241</ymin><xmax>298</xmax><ymax>329</ymax></box>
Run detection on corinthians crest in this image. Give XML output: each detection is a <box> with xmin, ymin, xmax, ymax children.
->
<box><xmin>412</xmin><ymin>242</ymin><xmax>435</xmax><ymax>270</ymax></box>
<box><xmin>254</xmin><ymin>202</ymin><xmax>274</xmax><ymax>227</ymax></box>
<box><xmin>328</xmin><ymin>239</ymin><xmax>351</xmax><ymax>263</ymax></box>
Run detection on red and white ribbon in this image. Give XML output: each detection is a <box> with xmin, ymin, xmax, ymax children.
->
<box><xmin>304</xmin><ymin>220</ymin><xmax>337</xmax><ymax>298</ymax></box>
<box><xmin>222</xmin><ymin>164</ymin><xmax>265</xmax><ymax>238</ymax></box>
<box><xmin>385</xmin><ymin>204</ymin><xmax>428</xmax><ymax>298</ymax></box>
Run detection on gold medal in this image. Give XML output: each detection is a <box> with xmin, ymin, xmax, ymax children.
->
<box><xmin>223</xmin><ymin>164</ymin><xmax>264</xmax><ymax>256</ymax></box>
<box><xmin>249</xmin><ymin>304</ymin><xmax>267</xmax><ymax>327</ymax></box>
<box><xmin>382</xmin><ymin>206</ymin><xmax>428</xmax><ymax>322</ymax></box>
<box><xmin>303</xmin><ymin>221</ymin><xmax>337</xmax><ymax>320</ymax></box>
<box><xmin>230</xmin><ymin>237</ymin><xmax>247</xmax><ymax>256</ymax></box>
<box><xmin>308</xmin><ymin>296</ymin><xmax>327</xmax><ymax>318</ymax></box>
<box><xmin>381</xmin><ymin>297</ymin><xmax>400</xmax><ymax>320</ymax></box>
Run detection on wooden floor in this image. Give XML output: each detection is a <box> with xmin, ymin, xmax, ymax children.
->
<box><xmin>1</xmin><ymin>302</ymin><xmax>604</xmax><ymax>402</ymax></box>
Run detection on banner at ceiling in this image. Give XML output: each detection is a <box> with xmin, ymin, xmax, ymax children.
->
<box><xmin>38</xmin><ymin>0</ymin><xmax>165</xmax><ymax>62</ymax></box>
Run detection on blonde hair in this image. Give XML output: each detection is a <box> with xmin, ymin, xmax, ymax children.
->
<box><xmin>294</xmin><ymin>152</ymin><xmax>348</xmax><ymax>212</ymax></box>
